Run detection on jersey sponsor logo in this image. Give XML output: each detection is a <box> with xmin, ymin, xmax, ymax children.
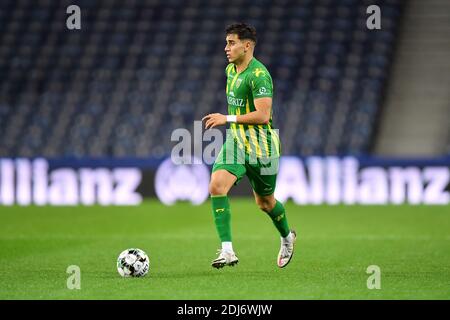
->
<box><xmin>235</xmin><ymin>78</ymin><xmax>243</xmax><ymax>88</ymax></box>
<box><xmin>229</xmin><ymin>91</ymin><xmax>235</xmax><ymax>97</ymax></box>
<box><xmin>253</xmin><ymin>68</ymin><xmax>266</xmax><ymax>77</ymax></box>
<box><xmin>227</xmin><ymin>96</ymin><xmax>245</xmax><ymax>107</ymax></box>
<box><xmin>257</xmin><ymin>87</ymin><xmax>267</xmax><ymax>95</ymax></box>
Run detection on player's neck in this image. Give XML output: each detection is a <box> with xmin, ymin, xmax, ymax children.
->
<box><xmin>234</xmin><ymin>55</ymin><xmax>253</xmax><ymax>73</ymax></box>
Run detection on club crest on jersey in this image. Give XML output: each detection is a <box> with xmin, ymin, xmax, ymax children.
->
<box><xmin>235</xmin><ymin>78</ymin><xmax>243</xmax><ymax>88</ymax></box>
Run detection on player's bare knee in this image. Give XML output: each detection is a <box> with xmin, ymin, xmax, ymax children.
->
<box><xmin>209</xmin><ymin>181</ymin><xmax>228</xmax><ymax>196</ymax></box>
<box><xmin>256</xmin><ymin>199</ymin><xmax>274</xmax><ymax>213</ymax></box>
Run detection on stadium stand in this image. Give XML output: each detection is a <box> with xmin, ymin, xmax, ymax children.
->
<box><xmin>375</xmin><ymin>0</ymin><xmax>450</xmax><ymax>157</ymax></box>
<box><xmin>0</xmin><ymin>0</ymin><xmax>403</xmax><ymax>158</ymax></box>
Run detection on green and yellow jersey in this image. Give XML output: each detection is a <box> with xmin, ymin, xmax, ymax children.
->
<box><xmin>225</xmin><ymin>57</ymin><xmax>280</xmax><ymax>158</ymax></box>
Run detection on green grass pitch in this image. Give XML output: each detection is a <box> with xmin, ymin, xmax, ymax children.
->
<box><xmin>0</xmin><ymin>200</ymin><xmax>449</xmax><ymax>299</ymax></box>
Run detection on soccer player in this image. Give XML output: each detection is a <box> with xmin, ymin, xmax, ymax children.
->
<box><xmin>202</xmin><ymin>23</ymin><xmax>296</xmax><ymax>269</ymax></box>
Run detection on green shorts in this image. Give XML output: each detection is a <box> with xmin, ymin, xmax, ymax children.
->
<box><xmin>212</xmin><ymin>138</ymin><xmax>279</xmax><ymax>196</ymax></box>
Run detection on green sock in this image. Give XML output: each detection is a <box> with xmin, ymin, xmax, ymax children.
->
<box><xmin>211</xmin><ymin>195</ymin><xmax>232</xmax><ymax>242</ymax></box>
<box><xmin>266</xmin><ymin>200</ymin><xmax>290</xmax><ymax>238</ymax></box>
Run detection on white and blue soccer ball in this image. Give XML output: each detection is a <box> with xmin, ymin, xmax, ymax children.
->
<box><xmin>117</xmin><ymin>248</ymin><xmax>150</xmax><ymax>277</ymax></box>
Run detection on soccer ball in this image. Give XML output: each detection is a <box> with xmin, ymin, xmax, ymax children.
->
<box><xmin>117</xmin><ymin>248</ymin><xmax>150</xmax><ymax>277</ymax></box>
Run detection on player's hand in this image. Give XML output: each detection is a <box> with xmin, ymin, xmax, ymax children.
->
<box><xmin>202</xmin><ymin>113</ymin><xmax>227</xmax><ymax>129</ymax></box>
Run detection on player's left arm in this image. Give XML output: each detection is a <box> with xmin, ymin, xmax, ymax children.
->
<box><xmin>236</xmin><ymin>97</ymin><xmax>272</xmax><ymax>125</ymax></box>
<box><xmin>203</xmin><ymin>71</ymin><xmax>273</xmax><ymax>128</ymax></box>
<box><xmin>203</xmin><ymin>98</ymin><xmax>271</xmax><ymax>128</ymax></box>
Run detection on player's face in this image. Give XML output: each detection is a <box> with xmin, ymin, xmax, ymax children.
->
<box><xmin>225</xmin><ymin>34</ymin><xmax>247</xmax><ymax>64</ymax></box>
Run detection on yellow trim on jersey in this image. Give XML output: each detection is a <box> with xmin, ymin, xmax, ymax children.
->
<box><xmin>225</xmin><ymin>65</ymin><xmax>234</xmax><ymax>94</ymax></box>
<box><xmin>268</xmin><ymin>123</ymin><xmax>280</xmax><ymax>156</ymax></box>
<box><xmin>245</xmin><ymin>99</ymin><xmax>250</xmax><ymax>113</ymax></box>
<box><xmin>248</xmin><ymin>126</ymin><xmax>263</xmax><ymax>158</ymax></box>
<box><xmin>229</xmin><ymin>72</ymin><xmax>240</xmax><ymax>92</ymax></box>
<box><xmin>235</xmin><ymin>108</ymin><xmax>251</xmax><ymax>153</ymax></box>
<box><xmin>231</xmin><ymin>123</ymin><xmax>244</xmax><ymax>150</ymax></box>
<box><xmin>226</xmin><ymin>64</ymin><xmax>234</xmax><ymax>76</ymax></box>
<box><xmin>239</xmin><ymin>125</ymin><xmax>251</xmax><ymax>154</ymax></box>
<box><xmin>227</xmin><ymin>65</ymin><xmax>247</xmax><ymax>150</ymax></box>
<box><xmin>258</xmin><ymin>125</ymin><xmax>270</xmax><ymax>156</ymax></box>
<box><xmin>245</xmin><ymin>101</ymin><xmax>263</xmax><ymax>158</ymax></box>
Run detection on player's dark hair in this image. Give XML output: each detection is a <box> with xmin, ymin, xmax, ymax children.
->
<box><xmin>226</xmin><ymin>23</ymin><xmax>257</xmax><ymax>44</ymax></box>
